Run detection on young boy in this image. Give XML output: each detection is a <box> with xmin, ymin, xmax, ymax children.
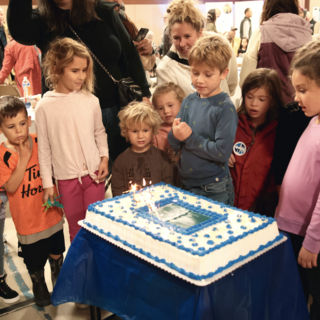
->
<box><xmin>0</xmin><ymin>97</ymin><xmax>65</xmax><ymax>307</ymax></box>
<box><xmin>112</xmin><ymin>101</ymin><xmax>173</xmax><ymax>196</ymax></box>
<box><xmin>0</xmin><ymin>190</ymin><xmax>20</xmax><ymax>304</ymax></box>
<box><xmin>168</xmin><ymin>35</ymin><xmax>238</xmax><ymax>205</ymax></box>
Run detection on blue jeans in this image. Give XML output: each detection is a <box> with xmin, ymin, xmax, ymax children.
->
<box><xmin>184</xmin><ymin>174</ymin><xmax>234</xmax><ymax>206</ymax></box>
<box><xmin>101</xmin><ymin>106</ymin><xmax>130</xmax><ymax>174</ymax></box>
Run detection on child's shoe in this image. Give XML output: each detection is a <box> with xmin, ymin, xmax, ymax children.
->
<box><xmin>48</xmin><ymin>255</ymin><xmax>63</xmax><ymax>288</ymax></box>
<box><xmin>30</xmin><ymin>270</ymin><xmax>51</xmax><ymax>307</ymax></box>
<box><xmin>0</xmin><ymin>275</ymin><xmax>20</xmax><ymax>304</ymax></box>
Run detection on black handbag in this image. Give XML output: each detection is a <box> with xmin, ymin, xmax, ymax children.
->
<box><xmin>69</xmin><ymin>25</ymin><xmax>143</xmax><ymax>109</ymax></box>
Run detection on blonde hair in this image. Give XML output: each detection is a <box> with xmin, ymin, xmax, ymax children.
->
<box><xmin>188</xmin><ymin>35</ymin><xmax>232</xmax><ymax>73</ymax></box>
<box><xmin>42</xmin><ymin>38</ymin><xmax>95</xmax><ymax>92</ymax></box>
<box><xmin>290</xmin><ymin>41</ymin><xmax>320</xmax><ymax>88</ymax></box>
<box><xmin>152</xmin><ymin>82</ymin><xmax>186</xmax><ymax>108</ymax></box>
<box><xmin>118</xmin><ymin>101</ymin><xmax>162</xmax><ymax>142</ymax></box>
<box><xmin>167</xmin><ymin>0</ymin><xmax>205</xmax><ymax>33</ymax></box>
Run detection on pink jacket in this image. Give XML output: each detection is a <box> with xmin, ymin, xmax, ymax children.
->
<box><xmin>0</xmin><ymin>40</ymin><xmax>41</xmax><ymax>96</ymax></box>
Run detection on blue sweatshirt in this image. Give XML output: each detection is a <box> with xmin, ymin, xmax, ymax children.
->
<box><xmin>168</xmin><ymin>92</ymin><xmax>238</xmax><ymax>187</ymax></box>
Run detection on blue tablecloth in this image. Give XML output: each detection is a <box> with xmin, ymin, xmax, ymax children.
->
<box><xmin>52</xmin><ymin>228</ymin><xmax>310</xmax><ymax>320</ymax></box>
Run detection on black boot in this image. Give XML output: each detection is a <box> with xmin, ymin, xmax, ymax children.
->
<box><xmin>48</xmin><ymin>255</ymin><xmax>63</xmax><ymax>288</ymax></box>
<box><xmin>30</xmin><ymin>270</ymin><xmax>51</xmax><ymax>307</ymax></box>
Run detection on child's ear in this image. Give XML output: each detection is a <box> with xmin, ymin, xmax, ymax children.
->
<box><xmin>220</xmin><ymin>68</ymin><xmax>229</xmax><ymax>80</ymax></box>
<box><xmin>27</xmin><ymin>116</ymin><xmax>32</xmax><ymax>127</ymax></box>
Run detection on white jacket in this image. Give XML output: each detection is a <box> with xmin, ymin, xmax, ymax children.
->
<box><xmin>156</xmin><ymin>32</ymin><xmax>238</xmax><ymax>97</ymax></box>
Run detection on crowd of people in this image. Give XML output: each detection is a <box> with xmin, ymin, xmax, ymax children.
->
<box><xmin>0</xmin><ymin>0</ymin><xmax>319</xmax><ymax>318</ymax></box>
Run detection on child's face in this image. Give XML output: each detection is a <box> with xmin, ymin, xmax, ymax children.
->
<box><xmin>0</xmin><ymin>111</ymin><xmax>31</xmax><ymax>146</ymax></box>
<box><xmin>56</xmin><ymin>56</ymin><xmax>88</xmax><ymax>94</ymax></box>
<box><xmin>155</xmin><ymin>92</ymin><xmax>181</xmax><ymax>125</ymax></box>
<box><xmin>241</xmin><ymin>39</ymin><xmax>248</xmax><ymax>47</ymax></box>
<box><xmin>245</xmin><ymin>86</ymin><xmax>271</xmax><ymax>126</ymax></box>
<box><xmin>128</xmin><ymin>121</ymin><xmax>153</xmax><ymax>153</ymax></box>
<box><xmin>191</xmin><ymin>63</ymin><xmax>229</xmax><ymax>98</ymax></box>
<box><xmin>292</xmin><ymin>70</ymin><xmax>320</xmax><ymax>118</ymax></box>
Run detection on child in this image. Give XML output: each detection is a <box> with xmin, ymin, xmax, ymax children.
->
<box><xmin>237</xmin><ymin>37</ymin><xmax>248</xmax><ymax>57</ymax></box>
<box><xmin>112</xmin><ymin>101</ymin><xmax>173</xmax><ymax>196</ymax></box>
<box><xmin>275</xmin><ymin>41</ymin><xmax>320</xmax><ymax>318</ymax></box>
<box><xmin>168</xmin><ymin>35</ymin><xmax>238</xmax><ymax>205</ymax></box>
<box><xmin>36</xmin><ymin>38</ymin><xmax>109</xmax><ymax>243</ymax></box>
<box><xmin>152</xmin><ymin>82</ymin><xmax>186</xmax><ymax>186</ymax></box>
<box><xmin>0</xmin><ymin>190</ymin><xmax>20</xmax><ymax>304</ymax></box>
<box><xmin>228</xmin><ymin>68</ymin><xmax>284</xmax><ymax>213</ymax></box>
<box><xmin>0</xmin><ymin>97</ymin><xmax>64</xmax><ymax>307</ymax></box>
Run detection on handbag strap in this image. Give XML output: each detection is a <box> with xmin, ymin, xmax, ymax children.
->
<box><xmin>68</xmin><ymin>24</ymin><xmax>119</xmax><ymax>84</ymax></box>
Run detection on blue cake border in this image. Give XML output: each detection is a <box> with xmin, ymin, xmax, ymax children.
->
<box><xmin>136</xmin><ymin>197</ymin><xmax>228</xmax><ymax>235</ymax></box>
<box><xmin>83</xmin><ymin>221</ymin><xmax>284</xmax><ymax>281</ymax></box>
<box><xmin>86</xmin><ymin>183</ymin><xmax>276</xmax><ymax>257</ymax></box>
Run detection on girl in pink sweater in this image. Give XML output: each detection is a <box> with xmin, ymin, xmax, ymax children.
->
<box><xmin>275</xmin><ymin>41</ymin><xmax>320</xmax><ymax>317</ymax></box>
<box><xmin>36</xmin><ymin>38</ymin><xmax>109</xmax><ymax>242</ymax></box>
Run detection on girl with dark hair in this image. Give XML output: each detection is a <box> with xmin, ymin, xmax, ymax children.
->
<box><xmin>229</xmin><ymin>68</ymin><xmax>284</xmax><ymax>214</ymax></box>
<box><xmin>8</xmin><ymin>0</ymin><xmax>151</xmax><ymax>170</ymax></box>
<box><xmin>237</xmin><ymin>37</ymin><xmax>248</xmax><ymax>57</ymax></box>
<box><xmin>205</xmin><ymin>9</ymin><xmax>218</xmax><ymax>33</ymax></box>
<box><xmin>239</xmin><ymin>0</ymin><xmax>312</xmax><ymax>105</ymax></box>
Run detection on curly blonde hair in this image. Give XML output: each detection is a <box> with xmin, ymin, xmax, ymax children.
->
<box><xmin>118</xmin><ymin>101</ymin><xmax>162</xmax><ymax>142</ymax></box>
<box><xmin>188</xmin><ymin>35</ymin><xmax>232</xmax><ymax>73</ymax></box>
<box><xmin>167</xmin><ymin>0</ymin><xmax>205</xmax><ymax>32</ymax></box>
<box><xmin>42</xmin><ymin>37</ymin><xmax>95</xmax><ymax>92</ymax></box>
<box><xmin>152</xmin><ymin>82</ymin><xmax>186</xmax><ymax>108</ymax></box>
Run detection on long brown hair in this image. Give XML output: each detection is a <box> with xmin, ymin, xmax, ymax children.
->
<box><xmin>38</xmin><ymin>0</ymin><xmax>99</xmax><ymax>34</ymax></box>
<box><xmin>260</xmin><ymin>0</ymin><xmax>299</xmax><ymax>24</ymax></box>
<box><xmin>238</xmin><ymin>69</ymin><xmax>284</xmax><ymax>127</ymax></box>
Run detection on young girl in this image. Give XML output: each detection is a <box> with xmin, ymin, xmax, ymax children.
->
<box><xmin>275</xmin><ymin>41</ymin><xmax>320</xmax><ymax>318</ymax></box>
<box><xmin>36</xmin><ymin>38</ymin><xmax>109</xmax><ymax>243</ymax></box>
<box><xmin>237</xmin><ymin>37</ymin><xmax>248</xmax><ymax>57</ymax></box>
<box><xmin>152</xmin><ymin>83</ymin><xmax>185</xmax><ymax>186</ymax></box>
<box><xmin>229</xmin><ymin>68</ymin><xmax>284</xmax><ymax>214</ymax></box>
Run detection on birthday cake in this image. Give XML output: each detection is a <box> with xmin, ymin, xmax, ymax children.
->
<box><xmin>81</xmin><ymin>183</ymin><xmax>284</xmax><ymax>286</ymax></box>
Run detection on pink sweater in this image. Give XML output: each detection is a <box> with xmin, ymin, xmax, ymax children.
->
<box><xmin>275</xmin><ymin>116</ymin><xmax>320</xmax><ymax>253</ymax></box>
<box><xmin>35</xmin><ymin>90</ymin><xmax>109</xmax><ymax>188</ymax></box>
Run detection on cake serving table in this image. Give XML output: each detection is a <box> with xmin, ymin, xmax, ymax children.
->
<box><xmin>51</xmin><ymin>228</ymin><xmax>309</xmax><ymax>320</ymax></box>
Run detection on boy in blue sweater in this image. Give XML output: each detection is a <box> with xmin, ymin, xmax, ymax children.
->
<box><xmin>168</xmin><ymin>35</ymin><xmax>238</xmax><ymax>205</ymax></box>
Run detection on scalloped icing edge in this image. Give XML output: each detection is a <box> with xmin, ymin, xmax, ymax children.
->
<box><xmin>79</xmin><ymin>220</ymin><xmax>286</xmax><ymax>286</ymax></box>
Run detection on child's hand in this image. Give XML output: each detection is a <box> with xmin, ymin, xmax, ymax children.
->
<box><xmin>228</xmin><ymin>154</ymin><xmax>236</xmax><ymax>167</ymax></box>
<box><xmin>97</xmin><ymin>157</ymin><xmax>109</xmax><ymax>182</ymax></box>
<box><xmin>172</xmin><ymin>118</ymin><xmax>192</xmax><ymax>141</ymax></box>
<box><xmin>16</xmin><ymin>139</ymin><xmax>32</xmax><ymax>163</ymax></box>
<box><xmin>43</xmin><ymin>187</ymin><xmax>55</xmax><ymax>205</ymax></box>
<box><xmin>298</xmin><ymin>246</ymin><xmax>318</xmax><ymax>268</ymax></box>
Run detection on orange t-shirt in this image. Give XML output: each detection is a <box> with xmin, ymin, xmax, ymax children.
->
<box><xmin>0</xmin><ymin>133</ymin><xmax>62</xmax><ymax>235</ymax></box>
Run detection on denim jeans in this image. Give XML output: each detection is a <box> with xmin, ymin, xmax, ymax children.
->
<box><xmin>184</xmin><ymin>173</ymin><xmax>235</xmax><ymax>206</ymax></box>
<box><xmin>101</xmin><ymin>106</ymin><xmax>130</xmax><ymax>174</ymax></box>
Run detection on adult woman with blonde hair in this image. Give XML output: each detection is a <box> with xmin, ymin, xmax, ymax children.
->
<box><xmin>8</xmin><ymin>0</ymin><xmax>151</xmax><ymax>170</ymax></box>
<box><xmin>239</xmin><ymin>0</ymin><xmax>312</xmax><ymax>104</ymax></box>
<box><xmin>157</xmin><ymin>0</ymin><xmax>238</xmax><ymax>98</ymax></box>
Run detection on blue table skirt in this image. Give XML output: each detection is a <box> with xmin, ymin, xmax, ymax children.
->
<box><xmin>52</xmin><ymin>228</ymin><xmax>310</xmax><ymax>320</ymax></box>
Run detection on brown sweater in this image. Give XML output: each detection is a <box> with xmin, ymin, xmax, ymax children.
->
<box><xmin>112</xmin><ymin>145</ymin><xmax>173</xmax><ymax>197</ymax></box>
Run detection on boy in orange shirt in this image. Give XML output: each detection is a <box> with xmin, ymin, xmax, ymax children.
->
<box><xmin>0</xmin><ymin>97</ymin><xmax>64</xmax><ymax>307</ymax></box>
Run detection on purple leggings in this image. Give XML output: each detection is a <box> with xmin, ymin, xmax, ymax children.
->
<box><xmin>58</xmin><ymin>175</ymin><xmax>105</xmax><ymax>242</ymax></box>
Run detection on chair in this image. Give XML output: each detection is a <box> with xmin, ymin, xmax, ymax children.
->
<box><xmin>0</xmin><ymin>84</ymin><xmax>21</xmax><ymax>97</ymax></box>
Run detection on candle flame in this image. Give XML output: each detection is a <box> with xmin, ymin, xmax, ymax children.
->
<box><xmin>143</xmin><ymin>178</ymin><xmax>146</xmax><ymax>187</ymax></box>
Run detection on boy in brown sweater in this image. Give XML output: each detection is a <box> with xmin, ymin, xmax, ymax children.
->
<box><xmin>112</xmin><ymin>101</ymin><xmax>173</xmax><ymax>196</ymax></box>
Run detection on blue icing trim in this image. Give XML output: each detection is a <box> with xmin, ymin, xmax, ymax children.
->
<box><xmin>132</xmin><ymin>221</ymin><xmax>136</xmax><ymax>224</ymax></box>
<box><xmin>216</xmin><ymin>235</ymin><xmax>222</xmax><ymax>239</ymax></box>
<box><xmin>208</xmin><ymin>206</ymin><xmax>212</xmax><ymax>209</ymax></box>
<box><xmin>227</xmin><ymin>231</ymin><xmax>234</xmax><ymax>234</ymax></box>
<box><xmin>192</xmin><ymin>243</ymin><xmax>198</xmax><ymax>247</ymax></box>
<box><xmin>241</xmin><ymin>226</ymin><xmax>247</xmax><ymax>230</ymax></box>
<box><xmin>207</xmin><ymin>240</ymin><xmax>214</xmax><ymax>245</ymax></box>
<box><xmin>177</xmin><ymin>240</ymin><xmax>182</xmax><ymax>244</ymax></box>
<box><xmin>237</xmin><ymin>219</ymin><xmax>241</xmax><ymax>223</ymax></box>
<box><xmin>109</xmin><ymin>210</ymin><xmax>113</xmax><ymax>213</ymax></box>
<box><xmin>192</xmin><ymin>234</ymin><xmax>198</xmax><ymax>238</ymax></box>
<box><xmin>189</xmin><ymin>238</ymin><xmax>195</xmax><ymax>242</ymax></box>
<box><xmin>251</xmin><ymin>218</ymin><xmax>256</xmax><ymax>223</ymax></box>
<box><xmin>212</xmin><ymin>227</ymin><xmax>218</xmax><ymax>231</ymax></box>
<box><xmin>198</xmin><ymin>247</ymin><xmax>205</xmax><ymax>251</ymax></box>
<box><xmin>165</xmin><ymin>190</ymin><xmax>170</xmax><ymax>193</ymax></box>
<box><xmin>115</xmin><ymin>201</ymin><xmax>120</xmax><ymax>204</ymax></box>
<box><xmin>84</xmin><ymin>221</ymin><xmax>284</xmax><ymax>281</ymax></box>
<box><xmin>156</xmin><ymin>227</ymin><xmax>160</xmax><ymax>229</ymax></box>
<box><xmin>204</xmin><ymin>234</ymin><xmax>210</xmax><ymax>238</ymax></box>
<box><xmin>160</xmin><ymin>195</ymin><xmax>164</xmax><ymax>198</ymax></box>
<box><xmin>177</xmin><ymin>236</ymin><xmax>181</xmax><ymax>239</ymax></box>
<box><xmin>226</xmin><ymin>224</ymin><xmax>232</xmax><ymax>229</ymax></box>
